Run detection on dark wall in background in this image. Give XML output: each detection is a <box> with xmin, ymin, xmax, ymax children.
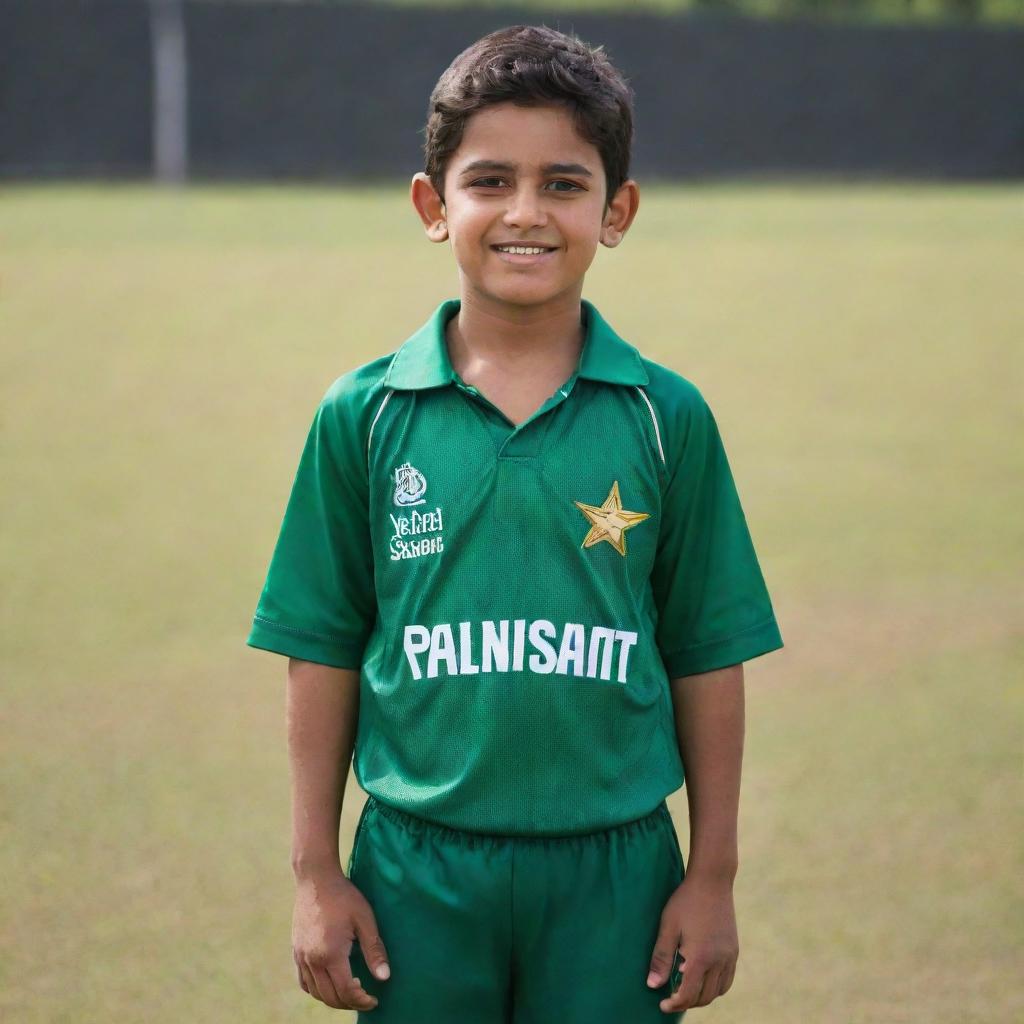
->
<box><xmin>0</xmin><ymin>0</ymin><xmax>152</xmax><ymax>176</ymax></box>
<box><xmin>2</xmin><ymin>0</ymin><xmax>1022</xmax><ymax>180</ymax></box>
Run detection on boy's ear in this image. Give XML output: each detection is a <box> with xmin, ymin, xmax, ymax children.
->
<box><xmin>411</xmin><ymin>172</ymin><xmax>449</xmax><ymax>243</ymax></box>
<box><xmin>600</xmin><ymin>179</ymin><xmax>640</xmax><ymax>249</ymax></box>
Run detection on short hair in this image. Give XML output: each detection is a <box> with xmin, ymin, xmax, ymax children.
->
<box><xmin>423</xmin><ymin>25</ymin><xmax>635</xmax><ymax>209</ymax></box>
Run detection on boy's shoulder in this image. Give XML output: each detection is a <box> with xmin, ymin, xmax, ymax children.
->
<box><xmin>583</xmin><ymin>298</ymin><xmax>712</xmax><ymax>429</ymax></box>
<box><xmin>634</xmin><ymin>351</ymin><xmax>714</xmax><ymax>444</ymax></box>
<box><xmin>316</xmin><ymin>300</ymin><xmax>451</xmax><ymax>422</ymax></box>
<box><xmin>637</xmin><ymin>354</ymin><xmax>706</xmax><ymax>408</ymax></box>
<box><xmin>314</xmin><ymin>349</ymin><xmax>401</xmax><ymax>439</ymax></box>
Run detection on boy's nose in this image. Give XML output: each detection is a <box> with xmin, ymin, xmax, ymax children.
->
<box><xmin>502</xmin><ymin>188</ymin><xmax>547</xmax><ymax>229</ymax></box>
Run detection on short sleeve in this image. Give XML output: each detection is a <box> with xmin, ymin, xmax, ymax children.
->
<box><xmin>245</xmin><ymin>379</ymin><xmax>377</xmax><ymax>668</ymax></box>
<box><xmin>650</xmin><ymin>385</ymin><xmax>783</xmax><ymax>677</ymax></box>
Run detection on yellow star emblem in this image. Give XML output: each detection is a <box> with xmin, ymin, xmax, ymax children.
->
<box><xmin>574</xmin><ymin>480</ymin><xmax>651</xmax><ymax>556</ymax></box>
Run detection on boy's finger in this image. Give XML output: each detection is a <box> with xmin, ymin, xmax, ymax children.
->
<box><xmin>646</xmin><ymin>923</ymin><xmax>680</xmax><ymax>986</ymax></box>
<box><xmin>355</xmin><ymin>919</ymin><xmax>392</xmax><ymax>981</ymax></box>
<box><xmin>299</xmin><ymin>962</ymin><xmax>322</xmax><ymax>1002</ymax></box>
<box><xmin>327</xmin><ymin>952</ymin><xmax>379</xmax><ymax>1010</ymax></box>
<box><xmin>309</xmin><ymin>964</ymin><xmax>343</xmax><ymax>1009</ymax></box>
<box><xmin>659</xmin><ymin>957</ymin><xmax>707</xmax><ymax>1013</ymax></box>
<box><xmin>719</xmin><ymin>961</ymin><xmax>737</xmax><ymax>996</ymax></box>
<box><xmin>695</xmin><ymin>964</ymin><xmax>723</xmax><ymax>1007</ymax></box>
<box><xmin>330</xmin><ymin>964</ymin><xmax>379</xmax><ymax>1010</ymax></box>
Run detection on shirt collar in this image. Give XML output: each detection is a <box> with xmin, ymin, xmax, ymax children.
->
<box><xmin>384</xmin><ymin>298</ymin><xmax>648</xmax><ymax>391</ymax></box>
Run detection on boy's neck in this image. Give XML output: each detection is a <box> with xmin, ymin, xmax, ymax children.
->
<box><xmin>445</xmin><ymin>291</ymin><xmax>586</xmax><ymax>382</ymax></box>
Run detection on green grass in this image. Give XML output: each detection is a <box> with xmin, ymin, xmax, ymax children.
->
<box><xmin>2</xmin><ymin>183</ymin><xmax>1021</xmax><ymax>1023</ymax></box>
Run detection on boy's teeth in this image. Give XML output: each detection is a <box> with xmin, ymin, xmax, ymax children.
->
<box><xmin>497</xmin><ymin>245</ymin><xmax>550</xmax><ymax>255</ymax></box>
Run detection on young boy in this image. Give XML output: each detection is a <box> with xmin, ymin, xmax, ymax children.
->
<box><xmin>247</xmin><ymin>24</ymin><xmax>783</xmax><ymax>1023</ymax></box>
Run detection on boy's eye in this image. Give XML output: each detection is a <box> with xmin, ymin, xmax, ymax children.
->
<box><xmin>467</xmin><ymin>178</ymin><xmax>583</xmax><ymax>192</ymax></box>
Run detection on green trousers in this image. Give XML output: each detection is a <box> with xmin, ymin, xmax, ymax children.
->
<box><xmin>347</xmin><ymin>795</ymin><xmax>686</xmax><ymax>1023</ymax></box>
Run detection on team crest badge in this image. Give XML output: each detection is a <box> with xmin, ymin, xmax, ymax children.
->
<box><xmin>393</xmin><ymin>462</ymin><xmax>428</xmax><ymax>507</ymax></box>
<box><xmin>574</xmin><ymin>480</ymin><xmax>650</xmax><ymax>556</ymax></box>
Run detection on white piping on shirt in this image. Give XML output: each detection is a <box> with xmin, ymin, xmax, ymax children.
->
<box><xmin>634</xmin><ymin>386</ymin><xmax>666</xmax><ymax>466</ymax></box>
<box><xmin>367</xmin><ymin>390</ymin><xmax>393</xmax><ymax>461</ymax></box>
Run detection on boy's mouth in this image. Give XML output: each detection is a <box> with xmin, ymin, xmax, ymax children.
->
<box><xmin>491</xmin><ymin>243</ymin><xmax>559</xmax><ymax>255</ymax></box>
<box><xmin>490</xmin><ymin>243</ymin><xmax>560</xmax><ymax>267</ymax></box>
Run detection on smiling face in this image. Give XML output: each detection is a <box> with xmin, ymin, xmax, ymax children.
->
<box><xmin>412</xmin><ymin>102</ymin><xmax>639</xmax><ymax>318</ymax></box>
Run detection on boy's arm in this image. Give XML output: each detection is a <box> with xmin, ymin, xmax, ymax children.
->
<box><xmin>287</xmin><ymin>657</ymin><xmax>391</xmax><ymax>1012</ymax></box>
<box><xmin>287</xmin><ymin>657</ymin><xmax>359</xmax><ymax>880</ymax></box>
<box><xmin>671</xmin><ymin>662</ymin><xmax>743</xmax><ymax>884</ymax></box>
<box><xmin>646</xmin><ymin>663</ymin><xmax>744</xmax><ymax>1013</ymax></box>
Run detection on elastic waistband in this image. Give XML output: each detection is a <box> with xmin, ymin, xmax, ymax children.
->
<box><xmin>362</xmin><ymin>794</ymin><xmax>672</xmax><ymax>849</ymax></box>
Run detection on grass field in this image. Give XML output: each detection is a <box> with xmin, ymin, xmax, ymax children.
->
<box><xmin>2</xmin><ymin>183</ymin><xmax>1021</xmax><ymax>1023</ymax></box>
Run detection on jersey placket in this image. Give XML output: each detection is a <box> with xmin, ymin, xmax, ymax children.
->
<box><xmin>452</xmin><ymin>373</ymin><xmax>579</xmax><ymax>460</ymax></box>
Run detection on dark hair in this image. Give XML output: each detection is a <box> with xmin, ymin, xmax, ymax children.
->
<box><xmin>423</xmin><ymin>25</ymin><xmax>635</xmax><ymax>209</ymax></box>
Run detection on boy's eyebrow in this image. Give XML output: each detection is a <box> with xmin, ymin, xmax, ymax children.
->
<box><xmin>458</xmin><ymin>159</ymin><xmax>594</xmax><ymax>178</ymax></box>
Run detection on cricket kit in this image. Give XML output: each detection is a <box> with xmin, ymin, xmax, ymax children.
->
<box><xmin>247</xmin><ymin>299</ymin><xmax>784</xmax><ymax>1021</ymax></box>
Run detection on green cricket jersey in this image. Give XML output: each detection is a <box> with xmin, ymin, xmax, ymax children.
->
<box><xmin>247</xmin><ymin>299</ymin><xmax>783</xmax><ymax>835</ymax></box>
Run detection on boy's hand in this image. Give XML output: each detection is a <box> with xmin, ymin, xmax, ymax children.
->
<box><xmin>292</xmin><ymin>870</ymin><xmax>390</xmax><ymax>1011</ymax></box>
<box><xmin>646</xmin><ymin>873</ymin><xmax>738</xmax><ymax>1014</ymax></box>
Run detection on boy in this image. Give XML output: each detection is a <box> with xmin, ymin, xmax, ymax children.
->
<box><xmin>247</xmin><ymin>24</ymin><xmax>783</xmax><ymax>1023</ymax></box>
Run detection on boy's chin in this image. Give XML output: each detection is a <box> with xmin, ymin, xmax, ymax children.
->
<box><xmin>469</xmin><ymin>277</ymin><xmax>583</xmax><ymax>310</ymax></box>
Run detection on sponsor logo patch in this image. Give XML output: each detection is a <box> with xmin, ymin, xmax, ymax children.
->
<box><xmin>390</xmin><ymin>462</ymin><xmax>444</xmax><ymax>561</ymax></box>
<box><xmin>393</xmin><ymin>462</ymin><xmax>427</xmax><ymax>507</ymax></box>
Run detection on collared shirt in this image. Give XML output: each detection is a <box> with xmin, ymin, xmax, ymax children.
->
<box><xmin>247</xmin><ymin>299</ymin><xmax>783</xmax><ymax>835</ymax></box>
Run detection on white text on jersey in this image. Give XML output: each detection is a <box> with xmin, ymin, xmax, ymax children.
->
<box><xmin>402</xmin><ymin>620</ymin><xmax>639</xmax><ymax>684</ymax></box>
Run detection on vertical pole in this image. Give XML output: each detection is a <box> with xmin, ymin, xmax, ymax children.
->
<box><xmin>149</xmin><ymin>0</ymin><xmax>188</xmax><ymax>184</ymax></box>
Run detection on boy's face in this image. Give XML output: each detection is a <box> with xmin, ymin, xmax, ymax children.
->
<box><xmin>412</xmin><ymin>102</ymin><xmax>638</xmax><ymax>314</ymax></box>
